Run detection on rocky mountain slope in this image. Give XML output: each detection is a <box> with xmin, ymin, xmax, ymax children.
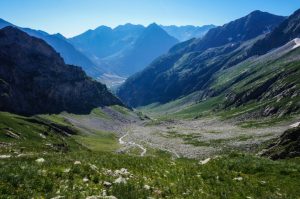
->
<box><xmin>0</xmin><ymin>18</ymin><xmax>102</xmax><ymax>78</ymax></box>
<box><xmin>262</xmin><ymin>126</ymin><xmax>300</xmax><ymax>160</ymax></box>
<box><xmin>0</xmin><ymin>27</ymin><xmax>121</xmax><ymax>115</ymax></box>
<box><xmin>248</xmin><ymin>8</ymin><xmax>300</xmax><ymax>56</ymax></box>
<box><xmin>117</xmin><ymin>10</ymin><xmax>287</xmax><ymax>108</ymax></box>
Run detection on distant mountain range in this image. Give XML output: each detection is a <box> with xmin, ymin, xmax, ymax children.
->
<box><xmin>118</xmin><ymin>9</ymin><xmax>300</xmax><ymax>118</ymax></box>
<box><xmin>0</xmin><ymin>26</ymin><xmax>121</xmax><ymax>115</ymax></box>
<box><xmin>1</xmin><ymin>19</ymin><xmax>213</xmax><ymax>84</ymax></box>
<box><xmin>69</xmin><ymin>23</ymin><xmax>215</xmax><ymax>77</ymax></box>
<box><xmin>69</xmin><ymin>23</ymin><xmax>179</xmax><ymax>77</ymax></box>
<box><xmin>160</xmin><ymin>25</ymin><xmax>216</xmax><ymax>41</ymax></box>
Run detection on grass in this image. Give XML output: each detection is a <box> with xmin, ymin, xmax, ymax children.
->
<box><xmin>171</xmin><ymin>95</ymin><xmax>224</xmax><ymax>119</ymax></box>
<box><xmin>0</xmin><ymin>112</ymin><xmax>84</xmax><ymax>154</ymax></box>
<box><xmin>0</xmin><ymin>152</ymin><xmax>299</xmax><ymax>198</ymax></box>
<box><xmin>91</xmin><ymin>108</ymin><xmax>112</xmax><ymax>120</ymax></box>
<box><xmin>111</xmin><ymin>105</ymin><xmax>131</xmax><ymax>115</ymax></box>
<box><xmin>0</xmin><ymin>93</ymin><xmax>299</xmax><ymax>198</ymax></box>
<box><xmin>163</xmin><ymin>131</ymin><xmax>254</xmax><ymax>149</ymax></box>
<box><xmin>0</xmin><ymin>111</ymin><xmax>300</xmax><ymax>198</ymax></box>
<box><xmin>74</xmin><ymin>130</ymin><xmax>119</xmax><ymax>152</ymax></box>
<box><xmin>238</xmin><ymin>116</ymin><xmax>294</xmax><ymax>128</ymax></box>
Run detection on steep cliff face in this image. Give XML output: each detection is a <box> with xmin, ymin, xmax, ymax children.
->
<box><xmin>0</xmin><ymin>27</ymin><xmax>122</xmax><ymax>115</ymax></box>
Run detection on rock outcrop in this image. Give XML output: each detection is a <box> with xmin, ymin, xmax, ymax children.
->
<box><xmin>262</xmin><ymin>127</ymin><xmax>300</xmax><ymax>160</ymax></box>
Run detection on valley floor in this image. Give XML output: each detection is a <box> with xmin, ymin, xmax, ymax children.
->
<box><xmin>58</xmin><ymin>107</ymin><xmax>296</xmax><ymax>159</ymax></box>
<box><xmin>0</xmin><ymin>107</ymin><xmax>299</xmax><ymax>198</ymax></box>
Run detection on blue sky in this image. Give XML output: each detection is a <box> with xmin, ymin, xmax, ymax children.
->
<box><xmin>0</xmin><ymin>0</ymin><xmax>299</xmax><ymax>37</ymax></box>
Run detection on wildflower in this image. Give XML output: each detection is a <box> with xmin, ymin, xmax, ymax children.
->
<box><xmin>233</xmin><ymin>177</ymin><xmax>243</xmax><ymax>181</ymax></box>
<box><xmin>144</xmin><ymin>185</ymin><xmax>151</xmax><ymax>190</ymax></box>
<box><xmin>64</xmin><ymin>168</ymin><xmax>71</xmax><ymax>173</ymax></box>
<box><xmin>114</xmin><ymin>176</ymin><xmax>127</xmax><ymax>184</ymax></box>
<box><xmin>260</xmin><ymin>181</ymin><xmax>266</xmax><ymax>184</ymax></box>
<box><xmin>103</xmin><ymin>181</ymin><xmax>112</xmax><ymax>187</ymax></box>
<box><xmin>74</xmin><ymin>161</ymin><xmax>81</xmax><ymax>165</ymax></box>
<box><xmin>36</xmin><ymin>158</ymin><xmax>45</xmax><ymax>163</ymax></box>
<box><xmin>0</xmin><ymin>155</ymin><xmax>11</xmax><ymax>159</ymax></box>
<box><xmin>89</xmin><ymin>164</ymin><xmax>98</xmax><ymax>171</ymax></box>
<box><xmin>199</xmin><ymin>158</ymin><xmax>211</xmax><ymax>165</ymax></box>
<box><xmin>83</xmin><ymin>177</ymin><xmax>89</xmax><ymax>183</ymax></box>
<box><xmin>120</xmin><ymin>168</ymin><xmax>129</xmax><ymax>175</ymax></box>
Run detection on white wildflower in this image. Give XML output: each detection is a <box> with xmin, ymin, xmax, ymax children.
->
<box><xmin>36</xmin><ymin>158</ymin><xmax>45</xmax><ymax>163</ymax></box>
<box><xmin>103</xmin><ymin>181</ymin><xmax>112</xmax><ymax>186</ymax></box>
<box><xmin>0</xmin><ymin>155</ymin><xmax>11</xmax><ymax>159</ymax></box>
<box><xmin>83</xmin><ymin>177</ymin><xmax>89</xmax><ymax>183</ymax></box>
<box><xmin>120</xmin><ymin>168</ymin><xmax>129</xmax><ymax>175</ymax></box>
<box><xmin>144</xmin><ymin>185</ymin><xmax>151</xmax><ymax>190</ymax></box>
<box><xmin>260</xmin><ymin>181</ymin><xmax>266</xmax><ymax>184</ymax></box>
<box><xmin>199</xmin><ymin>158</ymin><xmax>211</xmax><ymax>165</ymax></box>
<box><xmin>114</xmin><ymin>176</ymin><xmax>127</xmax><ymax>184</ymax></box>
<box><xmin>89</xmin><ymin>164</ymin><xmax>98</xmax><ymax>171</ymax></box>
<box><xmin>233</xmin><ymin>177</ymin><xmax>243</xmax><ymax>181</ymax></box>
<box><xmin>64</xmin><ymin>168</ymin><xmax>71</xmax><ymax>173</ymax></box>
<box><xmin>74</xmin><ymin>161</ymin><xmax>81</xmax><ymax>165</ymax></box>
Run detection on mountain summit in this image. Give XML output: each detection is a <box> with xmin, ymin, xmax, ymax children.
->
<box><xmin>190</xmin><ymin>10</ymin><xmax>286</xmax><ymax>52</ymax></box>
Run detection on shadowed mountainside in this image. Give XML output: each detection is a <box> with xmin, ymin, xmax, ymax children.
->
<box><xmin>117</xmin><ymin>10</ymin><xmax>287</xmax><ymax>107</ymax></box>
<box><xmin>0</xmin><ymin>27</ymin><xmax>122</xmax><ymax>115</ymax></box>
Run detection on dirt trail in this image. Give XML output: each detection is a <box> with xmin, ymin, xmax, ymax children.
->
<box><xmin>119</xmin><ymin>133</ymin><xmax>147</xmax><ymax>156</ymax></box>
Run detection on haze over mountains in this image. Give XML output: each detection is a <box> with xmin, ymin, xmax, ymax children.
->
<box><xmin>160</xmin><ymin>24</ymin><xmax>216</xmax><ymax>41</ymax></box>
<box><xmin>118</xmin><ymin>10</ymin><xmax>298</xmax><ymax>112</ymax></box>
<box><xmin>69</xmin><ymin>23</ymin><xmax>216</xmax><ymax>78</ymax></box>
<box><xmin>0</xmin><ymin>19</ymin><xmax>215</xmax><ymax>87</ymax></box>
<box><xmin>70</xmin><ymin>23</ymin><xmax>179</xmax><ymax>77</ymax></box>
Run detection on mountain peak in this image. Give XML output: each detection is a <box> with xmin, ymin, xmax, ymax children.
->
<box><xmin>246</xmin><ymin>10</ymin><xmax>284</xmax><ymax>19</ymax></box>
<box><xmin>191</xmin><ymin>10</ymin><xmax>285</xmax><ymax>51</ymax></box>
<box><xmin>0</xmin><ymin>18</ymin><xmax>13</xmax><ymax>29</ymax></box>
<box><xmin>249</xmin><ymin>10</ymin><xmax>264</xmax><ymax>15</ymax></box>
<box><xmin>52</xmin><ymin>33</ymin><xmax>66</xmax><ymax>40</ymax></box>
<box><xmin>94</xmin><ymin>25</ymin><xmax>112</xmax><ymax>32</ymax></box>
<box><xmin>144</xmin><ymin>23</ymin><xmax>168</xmax><ymax>34</ymax></box>
<box><xmin>147</xmin><ymin>23</ymin><xmax>159</xmax><ymax>28</ymax></box>
<box><xmin>113</xmin><ymin>23</ymin><xmax>145</xmax><ymax>32</ymax></box>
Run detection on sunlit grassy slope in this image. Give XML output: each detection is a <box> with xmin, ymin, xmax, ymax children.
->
<box><xmin>140</xmin><ymin>48</ymin><xmax>300</xmax><ymax>124</ymax></box>
<box><xmin>0</xmin><ymin>152</ymin><xmax>299</xmax><ymax>198</ymax></box>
